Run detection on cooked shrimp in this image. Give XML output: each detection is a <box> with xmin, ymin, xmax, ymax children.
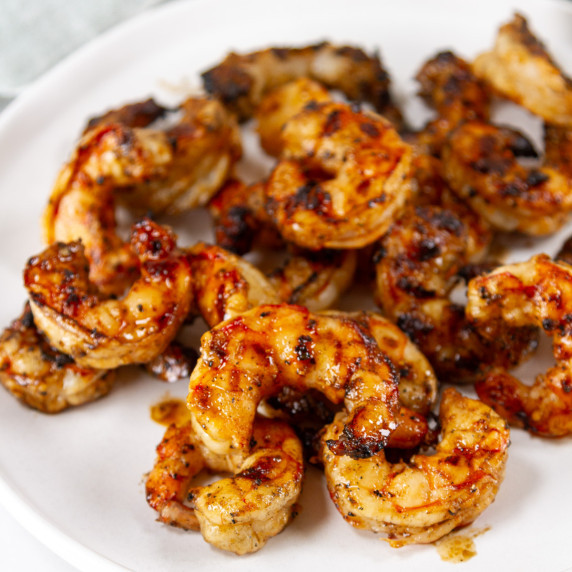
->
<box><xmin>43</xmin><ymin>97</ymin><xmax>241</xmax><ymax>293</ymax></box>
<box><xmin>267</xmin><ymin>248</ymin><xmax>357</xmax><ymax>312</ymax></box>
<box><xmin>0</xmin><ymin>303</ymin><xmax>114</xmax><ymax>413</ymax></box>
<box><xmin>265</xmin><ymin>101</ymin><xmax>413</xmax><ymax>249</ymax></box>
<box><xmin>411</xmin><ymin>153</ymin><xmax>493</xmax><ymax>258</ymax></box>
<box><xmin>320</xmin><ymin>388</ymin><xmax>509</xmax><ymax>546</ymax></box>
<box><xmin>208</xmin><ymin>178</ymin><xmax>283</xmax><ymax>255</ymax></box>
<box><xmin>25</xmin><ymin>219</ymin><xmax>193</xmax><ymax>370</ymax></box>
<box><xmin>409</xmin><ymin>50</ymin><xmax>491</xmax><ymax>155</ymax></box>
<box><xmin>208</xmin><ymin>178</ymin><xmax>357</xmax><ymax>311</ymax></box>
<box><xmin>467</xmin><ymin>254</ymin><xmax>572</xmax><ymax>436</ymax></box>
<box><xmin>344</xmin><ymin>312</ymin><xmax>438</xmax><ymax>416</ymax></box>
<box><xmin>82</xmin><ymin>97</ymin><xmax>168</xmax><ymax>133</ymax></box>
<box><xmin>442</xmin><ymin>120</ymin><xmax>572</xmax><ymax>235</ymax></box>
<box><xmin>256</xmin><ymin>77</ymin><xmax>332</xmax><ymax>157</ymax></box>
<box><xmin>201</xmin><ymin>41</ymin><xmax>402</xmax><ymax>125</ymax></box>
<box><xmin>374</xmin><ymin>205</ymin><xmax>539</xmax><ymax>382</ymax></box>
<box><xmin>261</xmin><ymin>310</ymin><xmax>437</xmax><ymax>457</ymax></box>
<box><xmin>187</xmin><ymin>242</ymin><xmax>280</xmax><ymax>327</ymax></box>
<box><xmin>146</xmin><ymin>406</ymin><xmax>304</xmax><ymax>555</ymax></box>
<box><xmin>143</xmin><ymin>342</ymin><xmax>198</xmax><ymax>384</ymax></box>
<box><xmin>473</xmin><ymin>13</ymin><xmax>572</xmax><ymax>127</ymax></box>
<box><xmin>187</xmin><ymin>304</ymin><xmax>427</xmax><ymax>460</ymax></box>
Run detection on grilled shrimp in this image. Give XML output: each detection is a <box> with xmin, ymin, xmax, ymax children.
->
<box><xmin>0</xmin><ymin>303</ymin><xmax>114</xmax><ymax>413</ymax></box>
<box><xmin>208</xmin><ymin>178</ymin><xmax>357</xmax><ymax>311</ymax></box>
<box><xmin>473</xmin><ymin>13</ymin><xmax>572</xmax><ymax>127</ymax></box>
<box><xmin>442</xmin><ymin>120</ymin><xmax>572</xmax><ymax>235</ymax></box>
<box><xmin>401</xmin><ymin>51</ymin><xmax>494</xmax><ymax>255</ymax></box>
<box><xmin>208</xmin><ymin>178</ymin><xmax>283</xmax><ymax>255</ymax></box>
<box><xmin>267</xmin><ymin>248</ymin><xmax>357</xmax><ymax>312</ymax></box>
<box><xmin>321</xmin><ymin>388</ymin><xmax>509</xmax><ymax>546</ymax></box>
<box><xmin>187</xmin><ymin>242</ymin><xmax>280</xmax><ymax>327</ymax></box>
<box><xmin>374</xmin><ymin>205</ymin><xmax>538</xmax><ymax>382</ymax></box>
<box><xmin>201</xmin><ymin>41</ymin><xmax>402</xmax><ymax>124</ymax></box>
<box><xmin>346</xmin><ymin>312</ymin><xmax>438</xmax><ymax>416</ymax></box>
<box><xmin>410</xmin><ymin>50</ymin><xmax>491</xmax><ymax>155</ymax></box>
<box><xmin>256</xmin><ymin>77</ymin><xmax>332</xmax><ymax>157</ymax></box>
<box><xmin>24</xmin><ymin>219</ymin><xmax>193</xmax><ymax>370</ymax></box>
<box><xmin>187</xmin><ymin>304</ymin><xmax>428</xmax><ymax>460</ymax></box>
<box><xmin>263</xmin><ymin>310</ymin><xmax>438</xmax><ymax>457</ymax></box>
<box><xmin>144</xmin><ymin>342</ymin><xmax>198</xmax><ymax>384</ymax></box>
<box><xmin>146</xmin><ymin>402</ymin><xmax>304</xmax><ymax>555</ymax></box>
<box><xmin>265</xmin><ymin>101</ymin><xmax>413</xmax><ymax>250</ymax></box>
<box><xmin>467</xmin><ymin>254</ymin><xmax>572</xmax><ymax>436</ymax></box>
<box><xmin>43</xmin><ymin>97</ymin><xmax>241</xmax><ymax>294</ymax></box>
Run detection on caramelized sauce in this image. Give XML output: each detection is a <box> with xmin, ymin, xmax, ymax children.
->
<box><xmin>150</xmin><ymin>396</ymin><xmax>189</xmax><ymax>427</ymax></box>
<box><xmin>436</xmin><ymin>526</ymin><xmax>491</xmax><ymax>563</ymax></box>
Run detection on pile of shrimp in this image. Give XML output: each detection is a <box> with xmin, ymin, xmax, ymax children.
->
<box><xmin>2</xmin><ymin>14</ymin><xmax>572</xmax><ymax>557</ymax></box>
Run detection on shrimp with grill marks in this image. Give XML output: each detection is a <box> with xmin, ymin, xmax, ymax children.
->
<box><xmin>442</xmin><ymin>120</ymin><xmax>572</xmax><ymax>236</ymax></box>
<box><xmin>374</xmin><ymin>205</ymin><xmax>539</xmax><ymax>382</ymax></box>
<box><xmin>402</xmin><ymin>52</ymin><xmax>494</xmax><ymax>256</ymax></box>
<box><xmin>208</xmin><ymin>178</ymin><xmax>283</xmax><ymax>255</ymax></box>
<box><xmin>208</xmin><ymin>178</ymin><xmax>357</xmax><ymax>311</ymax></box>
<box><xmin>187</xmin><ymin>242</ymin><xmax>280</xmax><ymax>327</ymax></box>
<box><xmin>265</xmin><ymin>101</ymin><xmax>413</xmax><ymax>250</ymax></box>
<box><xmin>267</xmin><ymin>248</ymin><xmax>357</xmax><ymax>312</ymax></box>
<box><xmin>467</xmin><ymin>254</ymin><xmax>572</xmax><ymax>437</ymax></box>
<box><xmin>187</xmin><ymin>304</ymin><xmax>428</xmax><ymax>461</ymax></box>
<box><xmin>0</xmin><ymin>303</ymin><xmax>114</xmax><ymax>413</ymax></box>
<box><xmin>201</xmin><ymin>42</ymin><xmax>402</xmax><ymax>125</ymax></box>
<box><xmin>256</xmin><ymin>77</ymin><xmax>332</xmax><ymax>157</ymax></box>
<box><xmin>43</xmin><ymin>97</ymin><xmax>241</xmax><ymax>294</ymax></box>
<box><xmin>408</xmin><ymin>50</ymin><xmax>491</xmax><ymax>156</ymax></box>
<box><xmin>321</xmin><ymin>388</ymin><xmax>509</xmax><ymax>546</ymax></box>
<box><xmin>473</xmin><ymin>13</ymin><xmax>572</xmax><ymax>127</ymax></box>
<box><xmin>263</xmin><ymin>310</ymin><xmax>437</xmax><ymax>457</ymax></box>
<box><xmin>24</xmin><ymin>219</ymin><xmax>193</xmax><ymax>370</ymax></box>
<box><xmin>145</xmin><ymin>401</ymin><xmax>304</xmax><ymax>555</ymax></box>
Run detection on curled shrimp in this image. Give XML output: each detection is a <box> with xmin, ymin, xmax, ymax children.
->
<box><xmin>467</xmin><ymin>254</ymin><xmax>572</xmax><ymax>437</ymax></box>
<box><xmin>442</xmin><ymin>120</ymin><xmax>572</xmax><ymax>235</ymax></box>
<box><xmin>256</xmin><ymin>77</ymin><xmax>332</xmax><ymax>157</ymax></box>
<box><xmin>187</xmin><ymin>304</ymin><xmax>428</xmax><ymax>460</ymax></box>
<box><xmin>320</xmin><ymin>388</ymin><xmax>509</xmax><ymax>546</ymax></box>
<box><xmin>374</xmin><ymin>205</ymin><xmax>538</xmax><ymax>382</ymax></box>
<box><xmin>265</xmin><ymin>101</ymin><xmax>413</xmax><ymax>250</ymax></box>
<box><xmin>208</xmin><ymin>178</ymin><xmax>283</xmax><ymax>255</ymax></box>
<box><xmin>187</xmin><ymin>242</ymin><xmax>280</xmax><ymax>327</ymax></box>
<box><xmin>343</xmin><ymin>311</ymin><xmax>438</xmax><ymax>417</ymax></box>
<box><xmin>24</xmin><ymin>219</ymin><xmax>193</xmax><ymax>370</ymax></box>
<box><xmin>43</xmin><ymin>97</ymin><xmax>241</xmax><ymax>294</ymax></box>
<box><xmin>208</xmin><ymin>178</ymin><xmax>357</xmax><ymax>311</ymax></box>
<box><xmin>409</xmin><ymin>50</ymin><xmax>491</xmax><ymax>155</ymax></box>
<box><xmin>201</xmin><ymin>41</ymin><xmax>402</xmax><ymax>124</ymax></box>
<box><xmin>0</xmin><ymin>303</ymin><xmax>114</xmax><ymax>413</ymax></box>
<box><xmin>400</xmin><ymin>52</ymin><xmax>494</xmax><ymax>258</ymax></box>
<box><xmin>145</xmin><ymin>401</ymin><xmax>304</xmax><ymax>555</ymax></box>
<box><xmin>267</xmin><ymin>248</ymin><xmax>357</xmax><ymax>312</ymax></box>
<box><xmin>473</xmin><ymin>13</ymin><xmax>572</xmax><ymax>127</ymax></box>
<box><xmin>262</xmin><ymin>310</ymin><xmax>438</xmax><ymax>457</ymax></box>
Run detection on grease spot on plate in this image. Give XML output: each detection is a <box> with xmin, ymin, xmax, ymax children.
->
<box><xmin>436</xmin><ymin>526</ymin><xmax>491</xmax><ymax>563</ymax></box>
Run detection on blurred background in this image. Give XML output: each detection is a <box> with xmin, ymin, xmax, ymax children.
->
<box><xmin>0</xmin><ymin>0</ymin><xmax>172</xmax><ymax>110</ymax></box>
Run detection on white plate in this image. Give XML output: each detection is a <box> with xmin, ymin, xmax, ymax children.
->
<box><xmin>1</xmin><ymin>0</ymin><xmax>572</xmax><ymax>570</ymax></box>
